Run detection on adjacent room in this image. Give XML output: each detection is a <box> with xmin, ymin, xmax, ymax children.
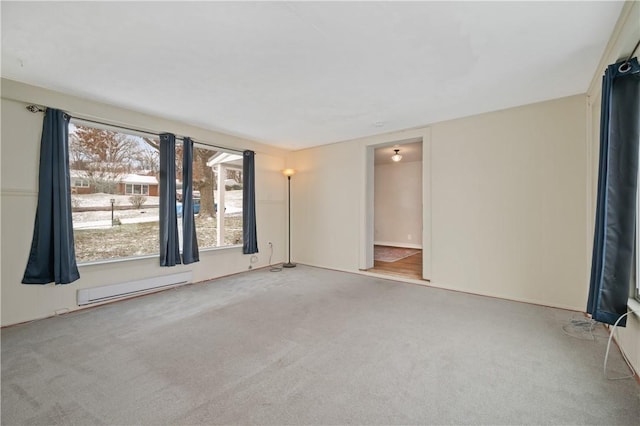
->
<box><xmin>370</xmin><ymin>140</ymin><xmax>423</xmax><ymax>280</ymax></box>
<box><xmin>2</xmin><ymin>2</ymin><xmax>639</xmax><ymax>425</ymax></box>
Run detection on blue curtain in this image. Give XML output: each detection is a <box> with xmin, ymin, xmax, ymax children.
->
<box><xmin>588</xmin><ymin>58</ymin><xmax>640</xmax><ymax>327</ymax></box>
<box><xmin>22</xmin><ymin>109</ymin><xmax>80</xmax><ymax>285</ymax></box>
<box><xmin>159</xmin><ymin>133</ymin><xmax>181</xmax><ymax>266</ymax></box>
<box><xmin>243</xmin><ymin>150</ymin><xmax>258</xmax><ymax>254</ymax></box>
<box><xmin>181</xmin><ymin>137</ymin><xmax>199</xmax><ymax>264</ymax></box>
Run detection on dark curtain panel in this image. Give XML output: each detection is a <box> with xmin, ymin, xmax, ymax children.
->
<box><xmin>588</xmin><ymin>58</ymin><xmax>640</xmax><ymax>327</ymax></box>
<box><xmin>243</xmin><ymin>150</ymin><xmax>258</xmax><ymax>254</ymax></box>
<box><xmin>22</xmin><ymin>109</ymin><xmax>80</xmax><ymax>285</ymax></box>
<box><xmin>159</xmin><ymin>133</ymin><xmax>181</xmax><ymax>266</ymax></box>
<box><xmin>181</xmin><ymin>137</ymin><xmax>199</xmax><ymax>264</ymax></box>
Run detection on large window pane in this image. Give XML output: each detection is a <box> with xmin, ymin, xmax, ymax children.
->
<box><xmin>69</xmin><ymin>122</ymin><xmax>160</xmax><ymax>263</ymax></box>
<box><xmin>176</xmin><ymin>144</ymin><xmax>243</xmax><ymax>249</ymax></box>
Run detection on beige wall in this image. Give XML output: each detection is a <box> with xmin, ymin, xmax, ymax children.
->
<box><xmin>290</xmin><ymin>140</ymin><xmax>363</xmax><ymax>271</ymax></box>
<box><xmin>1</xmin><ymin>79</ymin><xmax>289</xmax><ymax>326</ymax></box>
<box><xmin>430</xmin><ymin>95</ymin><xmax>587</xmax><ymax>309</ymax></box>
<box><xmin>374</xmin><ymin>160</ymin><xmax>422</xmax><ymax>248</ymax></box>
<box><xmin>292</xmin><ymin>94</ymin><xmax>588</xmax><ymax>311</ymax></box>
<box><xmin>586</xmin><ymin>1</ymin><xmax>640</xmax><ymax>376</ymax></box>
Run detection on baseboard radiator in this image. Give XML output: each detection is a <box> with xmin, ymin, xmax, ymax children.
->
<box><xmin>77</xmin><ymin>271</ymin><xmax>192</xmax><ymax>306</ymax></box>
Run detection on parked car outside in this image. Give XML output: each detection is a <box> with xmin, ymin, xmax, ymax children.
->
<box><xmin>176</xmin><ymin>198</ymin><xmax>201</xmax><ymax>218</ymax></box>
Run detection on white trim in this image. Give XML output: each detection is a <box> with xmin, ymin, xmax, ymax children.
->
<box><xmin>78</xmin><ymin>253</ymin><xmax>159</xmax><ymax>267</ymax></box>
<box><xmin>628</xmin><ymin>298</ymin><xmax>640</xmax><ymax>319</ymax></box>
<box><xmin>586</xmin><ymin>94</ymin><xmax>595</xmax><ymax>286</ymax></box>
<box><xmin>300</xmin><ymin>263</ymin><xmax>584</xmax><ymax>312</ymax></box>
<box><xmin>77</xmin><ymin>244</ymin><xmax>243</xmax><ymax>267</ymax></box>
<box><xmin>360</xmin><ymin>127</ymin><xmax>431</xmax><ymax>280</ymax></box>
<box><xmin>422</xmin><ymin>127</ymin><xmax>432</xmax><ymax>281</ymax></box>
<box><xmin>586</xmin><ymin>2</ymin><xmax>638</xmax><ymax>96</ymax></box>
<box><xmin>374</xmin><ymin>241</ymin><xmax>422</xmax><ymax>250</ymax></box>
<box><xmin>427</xmin><ymin>279</ymin><xmax>585</xmax><ymax>312</ymax></box>
<box><xmin>1</xmin><ymin>189</ymin><xmax>37</xmax><ymax>196</ymax></box>
<box><xmin>358</xmin><ymin>270</ymin><xmax>429</xmax><ymax>287</ymax></box>
<box><xmin>298</xmin><ymin>262</ymin><xmax>429</xmax><ymax>287</ymax></box>
<box><xmin>636</xmin><ymin>128</ymin><xmax>640</xmax><ymax>301</ymax></box>
<box><xmin>125</xmin><ymin>183</ymin><xmax>150</xmax><ymax>195</ymax></box>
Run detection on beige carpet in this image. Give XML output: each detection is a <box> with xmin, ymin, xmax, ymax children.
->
<box><xmin>2</xmin><ymin>265</ymin><xmax>639</xmax><ymax>425</ymax></box>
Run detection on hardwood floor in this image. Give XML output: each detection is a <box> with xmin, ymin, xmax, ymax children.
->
<box><xmin>368</xmin><ymin>247</ymin><xmax>423</xmax><ymax>280</ymax></box>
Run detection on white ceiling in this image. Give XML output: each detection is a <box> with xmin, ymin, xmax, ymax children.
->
<box><xmin>1</xmin><ymin>2</ymin><xmax>624</xmax><ymax>150</ymax></box>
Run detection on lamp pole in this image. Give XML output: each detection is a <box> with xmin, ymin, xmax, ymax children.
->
<box><xmin>282</xmin><ymin>169</ymin><xmax>296</xmax><ymax>268</ymax></box>
<box><xmin>110</xmin><ymin>198</ymin><xmax>115</xmax><ymax>226</ymax></box>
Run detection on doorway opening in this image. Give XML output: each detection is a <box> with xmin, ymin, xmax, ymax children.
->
<box><xmin>365</xmin><ymin>139</ymin><xmax>424</xmax><ymax>280</ymax></box>
<box><xmin>370</xmin><ymin>245</ymin><xmax>423</xmax><ymax>279</ymax></box>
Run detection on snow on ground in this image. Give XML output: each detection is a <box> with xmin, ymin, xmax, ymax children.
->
<box><xmin>72</xmin><ymin>193</ymin><xmax>157</xmax><ymax>208</ymax></box>
<box><xmin>73</xmin><ymin>192</ymin><xmax>242</xmax><ymax>229</ymax></box>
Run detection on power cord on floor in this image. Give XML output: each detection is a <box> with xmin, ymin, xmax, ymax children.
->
<box><xmin>268</xmin><ymin>242</ymin><xmax>282</xmax><ymax>272</ymax></box>
<box><xmin>562</xmin><ymin>316</ymin><xmax>599</xmax><ymax>341</ymax></box>
<box><xmin>603</xmin><ymin>308</ymin><xmax>639</xmax><ymax>380</ymax></box>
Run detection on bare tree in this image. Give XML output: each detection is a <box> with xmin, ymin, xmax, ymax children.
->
<box><xmin>70</xmin><ymin>126</ymin><xmax>143</xmax><ymax>193</ymax></box>
<box><xmin>135</xmin><ymin>148</ymin><xmax>160</xmax><ymax>175</ymax></box>
<box><xmin>193</xmin><ymin>149</ymin><xmax>216</xmax><ymax>219</ymax></box>
<box><xmin>227</xmin><ymin>169</ymin><xmax>243</xmax><ymax>185</ymax></box>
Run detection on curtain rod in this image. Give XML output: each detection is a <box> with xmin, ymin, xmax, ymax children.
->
<box><xmin>625</xmin><ymin>39</ymin><xmax>640</xmax><ymax>64</ymax></box>
<box><xmin>619</xmin><ymin>39</ymin><xmax>640</xmax><ymax>73</ymax></box>
<box><xmin>25</xmin><ymin>104</ymin><xmax>247</xmax><ymax>155</ymax></box>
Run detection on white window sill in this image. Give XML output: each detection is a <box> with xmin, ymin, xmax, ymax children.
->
<box><xmin>78</xmin><ymin>244</ymin><xmax>243</xmax><ymax>267</ymax></box>
<box><xmin>628</xmin><ymin>298</ymin><xmax>640</xmax><ymax>318</ymax></box>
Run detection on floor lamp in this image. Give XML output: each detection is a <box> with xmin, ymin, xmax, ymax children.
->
<box><xmin>282</xmin><ymin>168</ymin><xmax>296</xmax><ymax>268</ymax></box>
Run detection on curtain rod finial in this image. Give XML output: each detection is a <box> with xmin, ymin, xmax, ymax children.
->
<box><xmin>26</xmin><ymin>105</ymin><xmax>45</xmax><ymax>113</ymax></box>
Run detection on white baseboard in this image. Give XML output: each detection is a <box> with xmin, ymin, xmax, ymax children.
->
<box><xmin>374</xmin><ymin>241</ymin><xmax>422</xmax><ymax>249</ymax></box>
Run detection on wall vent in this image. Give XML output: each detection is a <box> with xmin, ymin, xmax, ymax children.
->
<box><xmin>77</xmin><ymin>271</ymin><xmax>192</xmax><ymax>306</ymax></box>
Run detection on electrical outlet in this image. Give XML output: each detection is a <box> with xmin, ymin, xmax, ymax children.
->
<box><xmin>408</xmin><ymin>234</ymin><xmax>412</xmax><ymax>240</ymax></box>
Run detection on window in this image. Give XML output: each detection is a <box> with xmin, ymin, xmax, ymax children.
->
<box><xmin>69</xmin><ymin>121</ymin><xmax>244</xmax><ymax>263</ymax></box>
<box><xmin>69</xmin><ymin>121</ymin><xmax>160</xmax><ymax>263</ymax></box>
<box><xmin>176</xmin><ymin>143</ymin><xmax>243</xmax><ymax>249</ymax></box>
<box><xmin>125</xmin><ymin>183</ymin><xmax>149</xmax><ymax>195</ymax></box>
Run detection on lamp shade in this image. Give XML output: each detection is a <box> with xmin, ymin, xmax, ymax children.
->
<box><xmin>282</xmin><ymin>168</ymin><xmax>296</xmax><ymax>177</ymax></box>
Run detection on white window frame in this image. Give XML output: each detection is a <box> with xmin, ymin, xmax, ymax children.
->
<box><xmin>125</xmin><ymin>183</ymin><xmax>149</xmax><ymax>195</ymax></box>
<box><xmin>186</xmin><ymin>143</ymin><xmax>244</xmax><ymax>250</ymax></box>
<box><xmin>68</xmin><ymin>118</ymin><xmax>246</xmax><ymax>265</ymax></box>
<box><xmin>69</xmin><ymin>120</ymin><xmax>162</xmax><ymax>264</ymax></box>
<box><xmin>636</xmin><ymin>148</ymin><xmax>640</xmax><ymax>302</ymax></box>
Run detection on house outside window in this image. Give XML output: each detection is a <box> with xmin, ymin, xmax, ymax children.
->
<box><xmin>69</xmin><ymin>121</ymin><xmax>161</xmax><ymax>263</ymax></box>
<box><xmin>68</xmin><ymin>121</ymin><xmax>245</xmax><ymax>264</ymax></box>
<box><xmin>125</xmin><ymin>183</ymin><xmax>150</xmax><ymax>195</ymax></box>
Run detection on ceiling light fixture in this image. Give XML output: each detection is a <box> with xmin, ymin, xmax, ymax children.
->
<box><xmin>391</xmin><ymin>149</ymin><xmax>402</xmax><ymax>162</ymax></box>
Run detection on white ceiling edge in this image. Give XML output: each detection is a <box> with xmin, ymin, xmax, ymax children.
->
<box><xmin>1</xmin><ymin>1</ymin><xmax>625</xmax><ymax>150</ymax></box>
